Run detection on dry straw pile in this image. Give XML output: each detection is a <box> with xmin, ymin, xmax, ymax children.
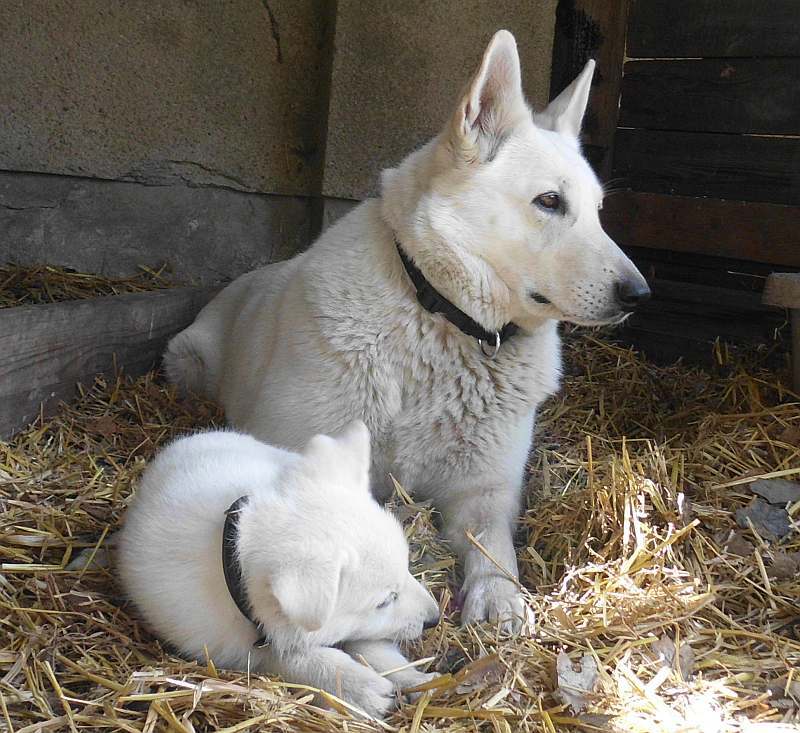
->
<box><xmin>0</xmin><ymin>264</ymin><xmax>175</xmax><ymax>308</ymax></box>
<box><xmin>1</xmin><ymin>269</ymin><xmax>798</xmax><ymax>732</ymax></box>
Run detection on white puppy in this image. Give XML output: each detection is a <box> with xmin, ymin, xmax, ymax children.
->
<box><xmin>117</xmin><ymin>421</ymin><xmax>440</xmax><ymax>719</ymax></box>
<box><xmin>165</xmin><ymin>30</ymin><xmax>649</xmax><ymax>629</ymax></box>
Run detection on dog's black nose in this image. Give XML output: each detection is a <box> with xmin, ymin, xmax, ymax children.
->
<box><xmin>615</xmin><ymin>279</ymin><xmax>651</xmax><ymax>312</ymax></box>
<box><xmin>423</xmin><ymin>611</ymin><xmax>440</xmax><ymax>629</ymax></box>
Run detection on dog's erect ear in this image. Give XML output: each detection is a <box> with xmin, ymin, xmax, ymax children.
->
<box><xmin>302</xmin><ymin>420</ymin><xmax>371</xmax><ymax>493</ymax></box>
<box><xmin>449</xmin><ymin>29</ymin><xmax>527</xmax><ymax>162</ymax></box>
<box><xmin>270</xmin><ymin>556</ymin><xmax>343</xmax><ymax>631</ymax></box>
<box><xmin>536</xmin><ymin>59</ymin><xmax>595</xmax><ymax>139</ymax></box>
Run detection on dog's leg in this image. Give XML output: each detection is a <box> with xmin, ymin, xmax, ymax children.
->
<box><xmin>264</xmin><ymin>645</ymin><xmax>396</xmax><ymax>719</ymax></box>
<box><xmin>439</xmin><ymin>484</ymin><xmax>530</xmax><ymax>633</ymax></box>
<box><xmin>342</xmin><ymin>640</ymin><xmax>434</xmax><ymax>697</ymax></box>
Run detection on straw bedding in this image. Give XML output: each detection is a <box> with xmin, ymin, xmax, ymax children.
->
<box><xmin>1</xmin><ymin>268</ymin><xmax>799</xmax><ymax>732</ymax></box>
<box><xmin>0</xmin><ymin>264</ymin><xmax>175</xmax><ymax>308</ymax></box>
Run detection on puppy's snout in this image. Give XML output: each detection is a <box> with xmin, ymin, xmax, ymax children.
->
<box><xmin>614</xmin><ymin>277</ymin><xmax>651</xmax><ymax>312</ymax></box>
<box><xmin>423</xmin><ymin>609</ymin><xmax>440</xmax><ymax>629</ymax></box>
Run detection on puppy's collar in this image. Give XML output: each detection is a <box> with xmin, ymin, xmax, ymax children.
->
<box><xmin>395</xmin><ymin>239</ymin><xmax>519</xmax><ymax>356</ymax></box>
<box><xmin>222</xmin><ymin>496</ymin><xmax>271</xmax><ymax>648</ymax></box>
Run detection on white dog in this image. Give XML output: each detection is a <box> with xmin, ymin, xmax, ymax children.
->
<box><xmin>117</xmin><ymin>421</ymin><xmax>440</xmax><ymax>719</ymax></box>
<box><xmin>164</xmin><ymin>30</ymin><xmax>649</xmax><ymax>629</ymax></box>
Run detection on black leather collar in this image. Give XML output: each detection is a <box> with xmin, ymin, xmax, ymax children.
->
<box><xmin>395</xmin><ymin>240</ymin><xmax>519</xmax><ymax>351</ymax></box>
<box><xmin>222</xmin><ymin>496</ymin><xmax>270</xmax><ymax>648</ymax></box>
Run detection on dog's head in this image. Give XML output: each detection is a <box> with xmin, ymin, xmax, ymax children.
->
<box><xmin>382</xmin><ymin>30</ymin><xmax>650</xmax><ymax>331</ymax></box>
<box><xmin>238</xmin><ymin>421</ymin><xmax>440</xmax><ymax>648</ymax></box>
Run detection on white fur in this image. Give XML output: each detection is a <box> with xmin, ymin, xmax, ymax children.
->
<box><xmin>164</xmin><ymin>30</ymin><xmax>648</xmax><ymax>629</ymax></box>
<box><xmin>117</xmin><ymin>421</ymin><xmax>439</xmax><ymax>719</ymax></box>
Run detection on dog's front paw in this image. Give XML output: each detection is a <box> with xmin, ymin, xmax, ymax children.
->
<box><xmin>461</xmin><ymin>575</ymin><xmax>532</xmax><ymax>633</ymax></box>
<box><xmin>337</xmin><ymin>663</ymin><xmax>396</xmax><ymax>719</ymax></box>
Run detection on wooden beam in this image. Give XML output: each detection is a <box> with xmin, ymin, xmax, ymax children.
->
<box><xmin>763</xmin><ymin>273</ymin><xmax>800</xmax><ymax>390</ymax></box>
<box><xmin>602</xmin><ymin>191</ymin><xmax>800</xmax><ymax>267</ymax></box>
<box><xmin>0</xmin><ymin>287</ymin><xmax>217</xmax><ymax>437</ymax></box>
<box><xmin>550</xmin><ymin>0</ymin><xmax>630</xmax><ymax>180</ymax></box>
<box><xmin>627</xmin><ymin>0</ymin><xmax>800</xmax><ymax>58</ymax></box>
<box><xmin>613</xmin><ymin>129</ymin><xmax>800</xmax><ymax>206</ymax></box>
<box><xmin>619</xmin><ymin>59</ymin><xmax>800</xmax><ymax>136</ymax></box>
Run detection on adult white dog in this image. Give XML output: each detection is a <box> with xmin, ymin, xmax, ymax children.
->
<box><xmin>118</xmin><ymin>421</ymin><xmax>439</xmax><ymax>719</ymax></box>
<box><xmin>165</xmin><ymin>30</ymin><xmax>649</xmax><ymax>629</ymax></box>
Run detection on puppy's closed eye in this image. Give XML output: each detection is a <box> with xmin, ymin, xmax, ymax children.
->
<box><xmin>376</xmin><ymin>591</ymin><xmax>398</xmax><ymax>610</ymax></box>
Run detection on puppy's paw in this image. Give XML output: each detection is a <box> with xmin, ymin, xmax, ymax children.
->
<box><xmin>337</xmin><ymin>663</ymin><xmax>396</xmax><ymax>719</ymax></box>
<box><xmin>393</xmin><ymin>669</ymin><xmax>436</xmax><ymax>702</ymax></box>
<box><xmin>461</xmin><ymin>575</ymin><xmax>532</xmax><ymax>634</ymax></box>
<box><xmin>66</xmin><ymin>546</ymin><xmax>113</xmax><ymax>571</ymax></box>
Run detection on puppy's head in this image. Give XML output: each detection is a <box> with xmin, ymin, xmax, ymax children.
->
<box><xmin>382</xmin><ymin>30</ymin><xmax>650</xmax><ymax>331</ymax></box>
<box><xmin>237</xmin><ymin>421</ymin><xmax>439</xmax><ymax>647</ymax></box>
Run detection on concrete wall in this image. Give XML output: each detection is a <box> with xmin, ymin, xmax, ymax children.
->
<box><xmin>0</xmin><ymin>172</ymin><xmax>311</xmax><ymax>283</ymax></box>
<box><xmin>324</xmin><ymin>0</ymin><xmax>557</xmax><ymax>199</ymax></box>
<box><xmin>0</xmin><ymin>1</ymin><xmax>556</xmax><ymax>282</ymax></box>
<box><xmin>0</xmin><ymin>0</ymin><xmax>331</xmax><ymax>196</ymax></box>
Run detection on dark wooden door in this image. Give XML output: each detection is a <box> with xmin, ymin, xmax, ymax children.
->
<box><xmin>553</xmin><ymin>0</ymin><xmax>800</xmax><ymax>362</ymax></box>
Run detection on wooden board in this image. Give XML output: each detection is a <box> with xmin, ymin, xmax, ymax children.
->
<box><xmin>619</xmin><ymin>59</ymin><xmax>800</xmax><ymax>136</ymax></box>
<box><xmin>617</xmin><ymin>277</ymin><xmax>784</xmax><ymax>365</ymax></box>
<box><xmin>613</xmin><ymin>129</ymin><xmax>800</xmax><ymax>206</ymax></box>
<box><xmin>617</xmin><ymin>272</ymin><xmax>785</xmax><ymax>365</ymax></box>
<box><xmin>602</xmin><ymin>191</ymin><xmax>800</xmax><ymax>267</ymax></box>
<box><xmin>550</xmin><ymin>0</ymin><xmax>630</xmax><ymax>179</ymax></box>
<box><xmin>0</xmin><ymin>287</ymin><xmax>217</xmax><ymax>438</ymax></box>
<box><xmin>625</xmin><ymin>244</ymin><xmax>786</xmax><ymax>293</ymax></box>
<box><xmin>627</xmin><ymin>0</ymin><xmax>800</xmax><ymax>58</ymax></box>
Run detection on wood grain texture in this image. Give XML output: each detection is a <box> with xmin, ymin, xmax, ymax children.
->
<box><xmin>602</xmin><ymin>191</ymin><xmax>800</xmax><ymax>267</ymax></box>
<box><xmin>550</xmin><ymin>0</ymin><xmax>630</xmax><ymax>179</ymax></box>
<box><xmin>0</xmin><ymin>287</ymin><xmax>217</xmax><ymax>437</ymax></box>
<box><xmin>617</xmin><ymin>276</ymin><xmax>784</xmax><ymax>364</ymax></box>
<box><xmin>619</xmin><ymin>59</ymin><xmax>800</xmax><ymax>136</ymax></box>
<box><xmin>613</xmin><ymin>129</ymin><xmax>800</xmax><ymax>206</ymax></box>
<box><xmin>627</xmin><ymin>0</ymin><xmax>800</xmax><ymax>58</ymax></box>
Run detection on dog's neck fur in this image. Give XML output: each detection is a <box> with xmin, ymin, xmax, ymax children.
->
<box><xmin>380</xmin><ymin>137</ymin><xmax>526</xmax><ymax>335</ymax></box>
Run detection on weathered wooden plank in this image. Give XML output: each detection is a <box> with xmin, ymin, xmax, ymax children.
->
<box><xmin>613</xmin><ymin>129</ymin><xmax>800</xmax><ymax>206</ymax></box>
<box><xmin>625</xmin><ymin>244</ymin><xmax>790</xmax><ymax>292</ymax></box>
<box><xmin>550</xmin><ymin>0</ymin><xmax>630</xmax><ymax>179</ymax></box>
<box><xmin>619</xmin><ymin>59</ymin><xmax>800</xmax><ymax>136</ymax></box>
<box><xmin>627</xmin><ymin>0</ymin><xmax>800</xmax><ymax>58</ymax></box>
<box><xmin>617</xmin><ymin>277</ymin><xmax>785</xmax><ymax>366</ymax></box>
<box><xmin>0</xmin><ymin>287</ymin><xmax>217</xmax><ymax>438</ymax></box>
<box><xmin>602</xmin><ymin>191</ymin><xmax>800</xmax><ymax>267</ymax></box>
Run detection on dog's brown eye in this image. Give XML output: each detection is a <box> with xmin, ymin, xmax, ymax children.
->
<box><xmin>534</xmin><ymin>192</ymin><xmax>561</xmax><ymax>211</ymax></box>
<box><xmin>376</xmin><ymin>591</ymin><xmax>398</xmax><ymax>609</ymax></box>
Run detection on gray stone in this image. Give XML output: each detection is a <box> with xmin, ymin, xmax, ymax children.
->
<box><xmin>323</xmin><ymin>1</ymin><xmax>557</xmax><ymax>199</ymax></box>
<box><xmin>0</xmin><ymin>0</ymin><xmax>332</xmax><ymax>196</ymax></box>
<box><xmin>750</xmin><ymin>478</ymin><xmax>800</xmax><ymax>506</ymax></box>
<box><xmin>736</xmin><ymin>498</ymin><xmax>792</xmax><ymax>541</ymax></box>
<box><xmin>0</xmin><ymin>172</ymin><xmax>311</xmax><ymax>285</ymax></box>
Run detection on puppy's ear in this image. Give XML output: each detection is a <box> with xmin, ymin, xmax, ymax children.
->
<box><xmin>270</xmin><ymin>556</ymin><xmax>342</xmax><ymax>632</ymax></box>
<box><xmin>536</xmin><ymin>59</ymin><xmax>595</xmax><ymax>139</ymax></box>
<box><xmin>303</xmin><ymin>420</ymin><xmax>371</xmax><ymax>493</ymax></box>
<box><xmin>448</xmin><ymin>29</ymin><xmax>527</xmax><ymax>163</ymax></box>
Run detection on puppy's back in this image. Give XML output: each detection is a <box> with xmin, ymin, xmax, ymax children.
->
<box><xmin>118</xmin><ymin>430</ymin><xmax>295</xmax><ymax>667</ymax></box>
